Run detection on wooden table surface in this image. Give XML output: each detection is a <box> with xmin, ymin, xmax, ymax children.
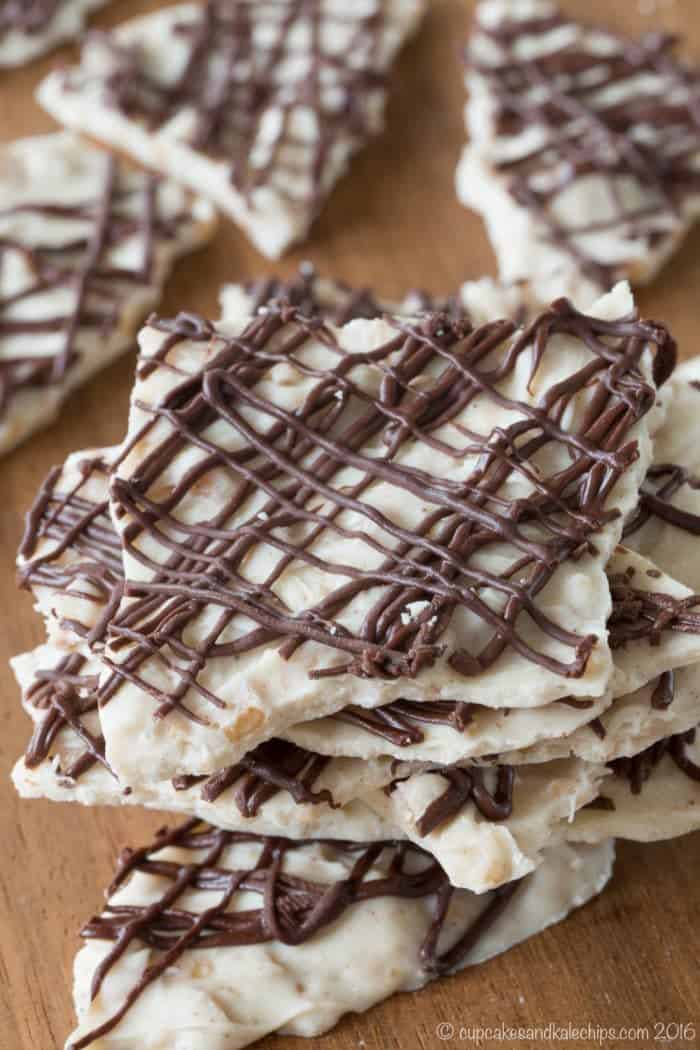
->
<box><xmin>2</xmin><ymin>1</ymin><xmax>700</xmax><ymax>1048</ymax></box>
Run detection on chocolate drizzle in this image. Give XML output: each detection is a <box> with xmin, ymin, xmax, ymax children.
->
<box><xmin>413</xmin><ymin>765</ymin><xmax>515</xmax><ymax>837</ymax></box>
<box><xmin>607</xmin><ymin>573</ymin><xmax>700</xmax><ymax>649</ymax></box>
<box><xmin>334</xmin><ymin>699</ymin><xmax>476</xmax><ymax>747</ymax></box>
<box><xmin>173</xmin><ymin>738</ymin><xmax>334</xmax><ymax>817</ymax></box>
<box><xmin>102</xmin><ymin>297</ymin><xmax>672</xmax><ymax>727</ymax></box>
<box><xmin>89</xmin><ymin>0</ymin><xmax>392</xmax><ymax>220</ymax></box>
<box><xmin>609</xmin><ymin>728</ymin><xmax>700</xmax><ymax>794</ymax></box>
<box><xmin>18</xmin><ymin>455</ymin><xmax>122</xmax><ymax>647</ymax></box>
<box><xmin>242</xmin><ymin>264</ymin><xmax>466</xmax><ymax>327</ymax></box>
<box><xmin>23</xmin><ymin>651</ymin><xmax>110</xmax><ymax>783</ymax></box>
<box><xmin>0</xmin><ymin>0</ymin><xmax>60</xmax><ymax>35</ymax></box>
<box><xmin>624</xmin><ymin>462</ymin><xmax>700</xmax><ymax>539</ymax></box>
<box><xmin>244</xmin><ymin>265</ymin><xmax>392</xmax><ymax>326</ymax></box>
<box><xmin>0</xmin><ymin>152</ymin><xmax>179</xmax><ymax>424</ymax></box>
<box><xmin>69</xmin><ymin>818</ymin><xmax>525</xmax><ymax>1049</ymax></box>
<box><xmin>21</xmin><ymin>650</ymin><xmax>340</xmax><ymax>816</ymax></box>
<box><xmin>467</xmin><ymin>6</ymin><xmax>700</xmax><ymax>289</ymax></box>
<box><xmin>651</xmin><ymin>669</ymin><xmax>675</xmax><ymax>711</ymax></box>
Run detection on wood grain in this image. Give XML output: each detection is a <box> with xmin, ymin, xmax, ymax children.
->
<box><xmin>2</xmin><ymin>2</ymin><xmax>700</xmax><ymax>1048</ymax></box>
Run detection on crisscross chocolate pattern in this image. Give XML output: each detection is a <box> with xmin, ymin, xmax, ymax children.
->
<box><xmin>467</xmin><ymin>5</ymin><xmax>700</xmax><ymax>288</ymax></box>
<box><xmin>70</xmin><ymin>818</ymin><xmax>523</xmax><ymax>1048</ymax></box>
<box><xmin>0</xmin><ymin>153</ymin><xmax>179</xmax><ymax>421</ymax></box>
<box><xmin>21</xmin><ymin>651</ymin><xmax>337</xmax><ymax>816</ymax></box>
<box><xmin>18</xmin><ymin>455</ymin><xmax>498</xmax><ymax>751</ymax></box>
<box><xmin>0</xmin><ymin>0</ymin><xmax>60</xmax><ymax>34</ymax></box>
<box><xmin>103</xmin><ymin>298</ymin><xmax>673</xmax><ymax>724</ymax></box>
<box><xmin>18</xmin><ymin>455</ymin><xmax>122</xmax><ymax>647</ymax></box>
<box><xmin>92</xmin><ymin>0</ymin><xmax>393</xmax><ymax>216</ymax></box>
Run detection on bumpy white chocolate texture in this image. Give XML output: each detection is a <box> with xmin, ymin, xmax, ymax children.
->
<box><xmin>0</xmin><ymin>0</ymin><xmax>109</xmax><ymax>67</ymax></box>
<box><xmin>219</xmin><ymin>271</ymin><xmax>528</xmax><ymax>328</ymax></box>
<box><xmin>66</xmin><ymin>835</ymin><xmax>614</xmax><ymax>1050</ymax></box>
<box><xmin>288</xmin><ymin>546</ymin><xmax>700</xmax><ymax>764</ymax></box>
<box><xmin>364</xmin><ymin>759</ymin><xmax>608</xmax><ymax>893</ymax></box>
<box><xmin>502</xmin><ymin>666</ymin><xmax>700</xmax><ymax>768</ymax></box>
<box><xmin>38</xmin><ymin>0</ymin><xmax>426</xmax><ymax>259</ymax></box>
<box><xmin>14</xmin><ymin>446</ymin><xmax>607</xmax><ymax>774</ymax></box>
<box><xmin>0</xmin><ymin>132</ymin><xmax>216</xmax><ymax>456</ymax></box>
<box><xmin>11</xmin><ymin>641</ymin><xmax>399</xmax><ymax>842</ymax></box>
<box><xmin>626</xmin><ymin>357</ymin><xmax>700</xmax><ymax>591</ymax></box>
<box><xmin>13</xmin><ymin>634</ymin><xmax>618</xmax><ymax>891</ymax></box>
<box><xmin>99</xmin><ymin>283</ymin><xmax>657</xmax><ymax>784</ymax></box>
<box><xmin>569</xmin><ymin>732</ymin><xmax>700</xmax><ymax>844</ymax></box>
<box><xmin>458</xmin><ymin>0</ymin><xmax>700</xmax><ymax>308</ymax></box>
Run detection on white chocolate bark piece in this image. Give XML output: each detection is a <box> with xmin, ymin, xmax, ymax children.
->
<box><xmin>12</xmin><ymin>450</ymin><xmax>612</xmax><ymax>774</ymax></box>
<box><xmin>500</xmin><ymin>664</ymin><xmax>700</xmax><ymax>767</ymax></box>
<box><xmin>0</xmin><ymin>0</ymin><xmax>109</xmax><ymax>68</ymax></box>
<box><xmin>18</xmin><ymin>448</ymin><xmax>121</xmax><ymax>649</ymax></box>
<box><xmin>101</xmin><ymin>283</ymin><xmax>664</xmax><ymax>783</ymax></box>
<box><xmin>11</xmin><ymin>639</ymin><xmax>613</xmax><ymax>888</ymax></box>
<box><xmin>286</xmin><ymin>693</ymin><xmax>612</xmax><ymax>766</ymax></box>
<box><xmin>363</xmin><ymin>758</ymin><xmax>608</xmax><ymax>893</ymax></box>
<box><xmin>219</xmin><ymin>266</ymin><xmax>528</xmax><ymax>328</ymax></box>
<box><xmin>458</xmin><ymin>0</ymin><xmax>700</xmax><ymax>308</ymax></box>
<box><xmin>11</xmin><ymin>641</ymin><xmax>617</xmax><ymax>894</ymax></box>
<box><xmin>569</xmin><ymin>727</ymin><xmax>700</xmax><ymax>843</ymax></box>
<box><xmin>11</xmin><ymin>642</ymin><xmax>398</xmax><ymax>842</ymax></box>
<box><xmin>625</xmin><ymin>357</ymin><xmax>700</xmax><ymax>591</ymax></box>
<box><xmin>17</xmin><ymin>389</ymin><xmax>692</xmax><ymax>779</ymax></box>
<box><xmin>0</xmin><ymin>133</ymin><xmax>215</xmax><ymax>456</ymax></box>
<box><xmin>606</xmin><ymin>547</ymin><xmax>700</xmax><ymax>697</ymax></box>
<box><xmin>288</xmin><ymin>546</ymin><xmax>700</xmax><ymax>764</ymax></box>
<box><xmin>65</xmin><ymin>823</ymin><xmax>614</xmax><ymax>1050</ymax></box>
<box><xmin>38</xmin><ymin>0</ymin><xmax>426</xmax><ymax>259</ymax></box>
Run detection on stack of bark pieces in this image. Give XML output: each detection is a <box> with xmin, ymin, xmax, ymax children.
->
<box><xmin>12</xmin><ymin>266</ymin><xmax>700</xmax><ymax>1050</ymax></box>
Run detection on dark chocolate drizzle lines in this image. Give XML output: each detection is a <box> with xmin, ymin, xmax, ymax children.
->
<box><xmin>607</xmin><ymin>571</ymin><xmax>700</xmax><ymax>649</ymax></box>
<box><xmin>467</xmin><ymin>6</ymin><xmax>700</xmax><ymax>289</ymax></box>
<box><xmin>244</xmin><ymin>264</ymin><xmax>466</xmax><ymax>327</ymax></box>
<box><xmin>104</xmin><ymin>297</ymin><xmax>673</xmax><ymax>726</ymax></box>
<box><xmin>21</xmin><ymin>651</ymin><xmax>337</xmax><ymax>816</ymax></box>
<box><xmin>609</xmin><ymin>727</ymin><xmax>700</xmax><ymax>794</ymax></box>
<box><xmin>69</xmin><ymin>819</ymin><xmax>526</xmax><ymax>1049</ymax></box>
<box><xmin>23</xmin><ymin>651</ymin><xmax>110</xmax><ymax>783</ymax></box>
<box><xmin>411</xmin><ymin>764</ymin><xmax>515</xmax><ymax>837</ymax></box>
<box><xmin>334</xmin><ymin>698</ymin><xmax>476</xmax><ymax>747</ymax></box>
<box><xmin>0</xmin><ymin>152</ymin><xmax>176</xmax><ymax>422</ymax></box>
<box><xmin>18</xmin><ymin>454</ymin><xmax>122</xmax><ymax>647</ymax></box>
<box><xmin>625</xmin><ymin>462</ymin><xmax>700</xmax><ymax>539</ymax></box>
<box><xmin>91</xmin><ymin>0</ymin><xmax>391</xmax><ymax>219</ymax></box>
<box><xmin>18</xmin><ymin>439</ymin><xmax>630</xmax><ymax>756</ymax></box>
<box><xmin>0</xmin><ymin>0</ymin><xmax>60</xmax><ymax>35</ymax></box>
<box><xmin>172</xmin><ymin>738</ymin><xmax>334</xmax><ymax>817</ymax></box>
<box><xmin>245</xmin><ymin>265</ymin><xmax>391</xmax><ymax>326</ymax></box>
